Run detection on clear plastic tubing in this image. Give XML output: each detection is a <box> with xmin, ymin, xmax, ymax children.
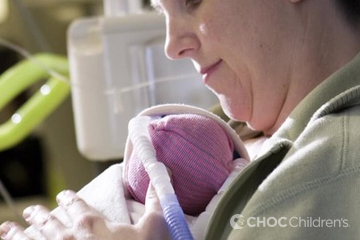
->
<box><xmin>129</xmin><ymin>116</ymin><xmax>194</xmax><ymax>240</ymax></box>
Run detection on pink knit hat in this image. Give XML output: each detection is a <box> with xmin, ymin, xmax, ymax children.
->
<box><xmin>123</xmin><ymin>104</ymin><xmax>249</xmax><ymax>216</ymax></box>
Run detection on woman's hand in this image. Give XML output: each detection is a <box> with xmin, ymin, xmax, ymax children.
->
<box><xmin>0</xmin><ymin>184</ymin><xmax>171</xmax><ymax>240</ymax></box>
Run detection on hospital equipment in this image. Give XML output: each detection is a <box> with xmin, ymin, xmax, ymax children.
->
<box><xmin>0</xmin><ymin>0</ymin><xmax>216</xmax><ymax>160</ymax></box>
<box><xmin>0</xmin><ymin>50</ymin><xmax>70</xmax><ymax>151</ymax></box>
<box><xmin>68</xmin><ymin>10</ymin><xmax>217</xmax><ymax>161</ymax></box>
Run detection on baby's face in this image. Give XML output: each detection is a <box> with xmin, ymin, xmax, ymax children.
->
<box><xmin>125</xmin><ymin>113</ymin><xmax>235</xmax><ymax>215</ymax></box>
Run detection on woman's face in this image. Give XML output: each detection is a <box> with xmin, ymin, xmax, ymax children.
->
<box><xmin>153</xmin><ymin>0</ymin><xmax>296</xmax><ymax>133</ymax></box>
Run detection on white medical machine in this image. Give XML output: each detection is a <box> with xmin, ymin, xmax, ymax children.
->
<box><xmin>68</xmin><ymin>0</ymin><xmax>218</xmax><ymax>161</ymax></box>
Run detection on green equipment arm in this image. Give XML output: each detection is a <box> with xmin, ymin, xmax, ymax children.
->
<box><xmin>0</xmin><ymin>53</ymin><xmax>70</xmax><ymax>151</ymax></box>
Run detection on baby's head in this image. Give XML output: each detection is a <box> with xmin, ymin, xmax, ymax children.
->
<box><xmin>124</xmin><ymin>104</ymin><xmax>249</xmax><ymax>216</ymax></box>
<box><xmin>125</xmin><ymin>112</ymin><xmax>239</xmax><ymax>215</ymax></box>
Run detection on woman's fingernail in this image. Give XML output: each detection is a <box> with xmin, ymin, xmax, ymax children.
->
<box><xmin>0</xmin><ymin>222</ymin><xmax>9</xmax><ymax>239</ymax></box>
<box><xmin>56</xmin><ymin>190</ymin><xmax>69</xmax><ymax>203</ymax></box>
<box><xmin>23</xmin><ymin>206</ymin><xmax>35</xmax><ymax>221</ymax></box>
<box><xmin>0</xmin><ymin>222</ymin><xmax>14</xmax><ymax>239</ymax></box>
<box><xmin>1</xmin><ymin>231</ymin><xmax>7</xmax><ymax>240</ymax></box>
<box><xmin>56</xmin><ymin>190</ymin><xmax>76</xmax><ymax>206</ymax></box>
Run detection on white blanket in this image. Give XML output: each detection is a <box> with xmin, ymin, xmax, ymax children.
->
<box><xmin>24</xmin><ymin>158</ymin><xmax>247</xmax><ymax>240</ymax></box>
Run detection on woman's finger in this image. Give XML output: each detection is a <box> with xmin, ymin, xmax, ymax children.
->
<box><xmin>56</xmin><ymin>190</ymin><xmax>105</xmax><ymax>231</ymax></box>
<box><xmin>0</xmin><ymin>221</ymin><xmax>31</xmax><ymax>240</ymax></box>
<box><xmin>56</xmin><ymin>190</ymin><xmax>93</xmax><ymax>217</ymax></box>
<box><xmin>144</xmin><ymin>183</ymin><xmax>162</xmax><ymax>213</ymax></box>
<box><xmin>136</xmin><ymin>183</ymin><xmax>171</xmax><ymax>240</ymax></box>
<box><xmin>23</xmin><ymin>205</ymin><xmax>71</xmax><ymax>239</ymax></box>
<box><xmin>145</xmin><ymin>168</ymin><xmax>172</xmax><ymax>213</ymax></box>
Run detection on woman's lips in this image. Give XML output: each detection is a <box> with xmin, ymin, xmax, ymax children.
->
<box><xmin>200</xmin><ymin>60</ymin><xmax>222</xmax><ymax>83</ymax></box>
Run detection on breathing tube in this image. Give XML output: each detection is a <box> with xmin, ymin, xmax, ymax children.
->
<box><xmin>128</xmin><ymin>116</ymin><xmax>194</xmax><ymax>240</ymax></box>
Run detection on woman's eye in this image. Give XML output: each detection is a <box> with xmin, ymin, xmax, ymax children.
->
<box><xmin>185</xmin><ymin>0</ymin><xmax>201</xmax><ymax>8</ymax></box>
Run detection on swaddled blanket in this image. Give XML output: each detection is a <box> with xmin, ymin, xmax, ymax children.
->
<box><xmin>24</xmin><ymin>104</ymin><xmax>249</xmax><ymax>240</ymax></box>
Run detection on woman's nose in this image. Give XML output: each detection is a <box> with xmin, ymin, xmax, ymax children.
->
<box><xmin>165</xmin><ymin>17</ymin><xmax>200</xmax><ymax>60</ymax></box>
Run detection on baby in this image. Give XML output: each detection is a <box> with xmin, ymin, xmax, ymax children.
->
<box><xmin>123</xmin><ymin>104</ymin><xmax>249</xmax><ymax>216</ymax></box>
<box><xmin>22</xmin><ymin>104</ymin><xmax>249</xmax><ymax>240</ymax></box>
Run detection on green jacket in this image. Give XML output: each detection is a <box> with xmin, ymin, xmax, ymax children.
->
<box><xmin>205</xmin><ymin>52</ymin><xmax>360</xmax><ymax>240</ymax></box>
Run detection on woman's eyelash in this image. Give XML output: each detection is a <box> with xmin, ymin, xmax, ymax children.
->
<box><xmin>185</xmin><ymin>0</ymin><xmax>201</xmax><ymax>7</ymax></box>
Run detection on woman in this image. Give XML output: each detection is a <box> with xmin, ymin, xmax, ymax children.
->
<box><xmin>1</xmin><ymin>0</ymin><xmax>360</xmax><ymax>239</ymax></box>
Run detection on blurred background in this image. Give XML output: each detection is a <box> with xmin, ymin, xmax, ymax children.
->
<box><xmin>0</xmin><ymin>0</ymin><xmax>135</xmax><ymax>223</ymax></box>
